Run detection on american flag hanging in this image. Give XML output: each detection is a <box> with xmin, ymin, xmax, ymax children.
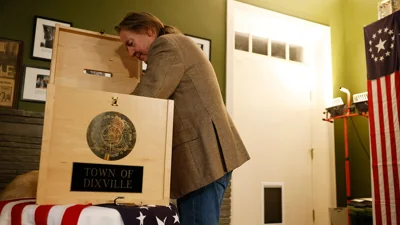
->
<box><xmin>364</xmin><ymin>10</ymin><xmax>400</xmax><ymax>225</ymax></box>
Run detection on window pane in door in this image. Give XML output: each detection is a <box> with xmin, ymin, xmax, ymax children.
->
<box><xmin>252</xmin><ymin>36</ymin><xmax>268</xmax><ymax>56</ymax></box>
<box><xmin>289</xmin><ymin>44</ymin><xmax>303</xmax><ymax>62</ymax></box>
<box><xmin>235</xmin><ymin>32</ymin><xmax>249</xmax><ymax>51</ymax></box>
<box><xmin>271</xmin><ymin>40</ymin><xmax>286</xmax><ymax>59</ymax></box>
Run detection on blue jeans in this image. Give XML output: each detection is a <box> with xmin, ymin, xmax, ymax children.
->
<box><xmin>177</xmin><ymin>171</ymin><xmax>232</xmax><ymax>225</ymax></box>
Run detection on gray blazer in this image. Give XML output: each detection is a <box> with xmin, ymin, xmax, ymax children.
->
<box><xmin>133</xmin><ymin>33</ymin><xmax>250</xmax><ymax>199</ymax></box>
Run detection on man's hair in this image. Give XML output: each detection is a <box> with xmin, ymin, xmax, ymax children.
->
<box><xmin>115</xmin><ymin>12</ymin><xmax>181</xmax><ymax>36</ymax></box>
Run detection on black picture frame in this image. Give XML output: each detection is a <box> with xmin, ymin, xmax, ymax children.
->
<box><xmin>0</xmin><ymin>37</ymin><xmax>24</xmax><ymax>108</ymax></box>
<box><xmin>185</xmin><ymin>34</ymin><xmax>212</xmax><ymax>61</ymax></box>
<box><xmin>32</xmin><ymin>16</ymin><xmax>72</xmax><ymax>61</ymax></box>
<box><xmin>20</xmin><ymin>65</ymin><xmax>50</xmax><ymax>103</ymax></box>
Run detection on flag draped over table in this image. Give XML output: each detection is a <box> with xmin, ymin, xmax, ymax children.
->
<box><xmin>0</xmin><ymin>198</ymin><xmax>180</xmax><ymax>225</ymax></box>
<box><xmin>364</xmin><ymin>10</ymin><xmax>400</xmax><ymax>225</ymax></box>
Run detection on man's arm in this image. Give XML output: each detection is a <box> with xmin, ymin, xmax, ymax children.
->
<box><xmin>132</xmin><ymin>36</ymin><xmax>185</xmax><ymax>99</ymax></box>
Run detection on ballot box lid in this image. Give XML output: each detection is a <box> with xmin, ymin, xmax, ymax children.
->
<box><xmin>49</xmin><ymin>25</ymin><xmax>141</xmax><ymax>94</ymax></box>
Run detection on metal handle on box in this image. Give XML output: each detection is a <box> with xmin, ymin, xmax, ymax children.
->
<box><xmin>114</xmin><ymin>196</ymin><xmax>125</xmax><ymax>205</ymax></box>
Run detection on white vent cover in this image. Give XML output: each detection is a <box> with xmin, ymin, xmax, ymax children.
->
<box><xmin>327</xmin><ymin>97</ymin><xmax>344</xmax><ymax>108</ymax></box>
<box><xmin>353</xmin><ymin>92</ymin><xmax>368</xmax><ymax>103</ymax></box>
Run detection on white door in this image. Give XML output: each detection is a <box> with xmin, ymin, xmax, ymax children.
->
<box><xmin>232</xmin><ymin>49</ymin><xmax>314</xmax><ymax>225</ymax></box>
<box><xmin>227</xmin><ymin>1</ymin><xmax>336</xmax><ymax>225</ymax></box>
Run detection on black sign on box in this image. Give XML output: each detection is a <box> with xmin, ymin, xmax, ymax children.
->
<box><xmin>70</xmin><ymin>162</ymin><xmax>143</xmax><ymax>193</ymax></box>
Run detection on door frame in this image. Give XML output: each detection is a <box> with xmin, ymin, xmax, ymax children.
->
<box><xmin>226</xmin><ymin>0</ymin><xmax>235</xmax><ymax>118</ymax></box>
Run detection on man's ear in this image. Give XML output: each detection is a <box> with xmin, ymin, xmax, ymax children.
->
<box><xmin>147</xmin><ymin>28</ymin><xmax>155</xmax><ymax>37</ymax></box>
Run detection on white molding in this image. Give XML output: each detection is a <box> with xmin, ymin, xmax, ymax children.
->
<box><xmin>225</xmin><ymin>0</ymin><xmax>235</xmax><ymax>117</ymax></box>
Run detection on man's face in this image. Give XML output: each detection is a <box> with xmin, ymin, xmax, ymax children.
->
<box><xmin>119</xmin><ymin>28</ymin><xmax>156</xmax><ymax>63</ymax></box>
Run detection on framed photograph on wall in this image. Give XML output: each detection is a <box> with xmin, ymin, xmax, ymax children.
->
<box><xmin>0</xmin><ymin>37</ymin><xmax>23</xmax><ymax>108</ymax></box>
<box><xmin>185</xmin><ymin>34</ymin><xmax>211</xmax><ymax>61</ymax></box>
<box><xmin>20</xmin><ymin>65</ymin><xmax>50</xmax><ymax>103</ymax></box>
<box><xmin>0</xmin><ymin>78</ymin><xmax>16</xmax><ymax>108</ymax></box>
<box><xmin>32</xmin><ymin>16</ymin><xmax>72</xmax><ymax>60</ymax></box>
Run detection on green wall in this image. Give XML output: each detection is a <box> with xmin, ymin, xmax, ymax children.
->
<box><xmin>0</xmin><ymin>0</ymin><xmax>376</xmax><ymax>207</ymax></box>
<box><xmin>0</xmin><ymin>0</ymin><xmax>228</xmax><ymax>112</ymax></box>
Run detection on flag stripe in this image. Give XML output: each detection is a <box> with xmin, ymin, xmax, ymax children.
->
<box><xmin>0</xmin><ymin>199</ymin><xmax>36</xmax><ymax>224</ymax></box>
<box><xmin>386</xmin><ymin>73</ymin><xmax>399</xmax><ymax>224</ymax></box>
<box><xmin>377</xmin><ymin>77</ymin><xmax>391</xmax><ymax>225</ymax></box>
<box><xmin>35</xmin><ymin>205</ymin><xmax>55</xmax><ymax>225</ymax></box>
<box><xmin>21</xmin><ymin>205</ymin><xmax>38</xmax><ymax>225</ymax></box>
<box><xmin>393</xmin><ymin>72</ymin><xmax>400</xmax><ymax>221</ymax></box>
<box><xmin>10</xmin><ymin>202</ymin><xmax>35</xmax><ymax>225</ymax></box>
<box><xmin>60</xmin><ymin>204</ymin><xmax>91</xmax><ymax>225</ymax></box>
<box><xmin>383</xmin><ymin>75</ymin><xmax>397</xmax><ymax>225</ymax></box>
<box><xmin>47</xmin><ymin>205</ymin><xmax>72</xmax><ymax>225</ymax></box>
<box><xmin>0</xmin><ymin>199</ymin><xmax>34</xmax><ymax>215</ymax></box>
<box><xmin>369</xmin><ymin>79</ymin><xmax>382</xmax><ymax>225</ymax></box>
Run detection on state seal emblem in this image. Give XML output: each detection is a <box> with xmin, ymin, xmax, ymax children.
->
<box><xmin>87</xmin><ymin>111</ymin><xmax>136</xmax><ymax>161</ymax></box>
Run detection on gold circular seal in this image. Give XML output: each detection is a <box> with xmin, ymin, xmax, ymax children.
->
<box><xmin>87</xmin><ymin>111</ymin><xmax>136</xmax><ymax>161</ymax></box>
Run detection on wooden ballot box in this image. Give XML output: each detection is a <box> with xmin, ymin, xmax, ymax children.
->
<box><xmin>36</xmin><ymin>25</ymin><xmax>174</xmax><ymax>206</ymax></box>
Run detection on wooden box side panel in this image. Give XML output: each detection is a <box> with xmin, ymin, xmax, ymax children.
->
<box><xmin>36</xmin><ymin>85</ymin><xmax>173</xmax><ymax>205</ymax></box>
<box><xmin>36</xmin><ymin>84</ymin><xmax>56</xmax><ymax>203</ymax></box>
<box><xmin>50</xmin><ymin>25</ymin><xmax>141</xmax><ymax>94</ymax></box>
<box><xmin>163</xmin><ymin>101</ymin><xmax>174</xmax><ymax>200</ymax></box>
